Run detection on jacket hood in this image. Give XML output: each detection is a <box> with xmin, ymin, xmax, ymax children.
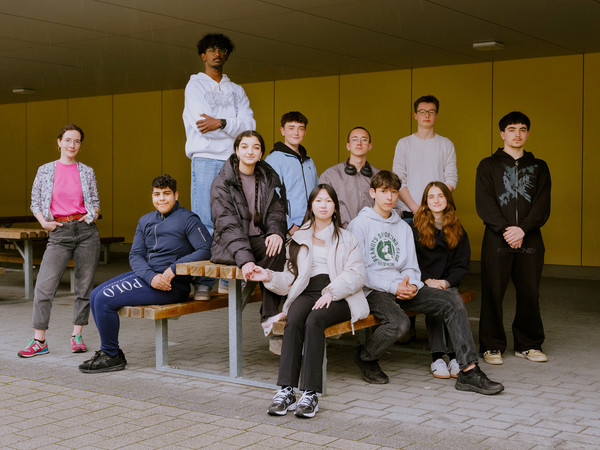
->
<box><xmin>357</xmin><ymin>206</ymin><xmax>402</xmax><ymax>224</ymax></box>
<box><xmin>492</xmin><ymin>148</ymin><xmax>536</xmax><ymax>162</ymax></box>
<box><xmin>189</xmin><ymin>72</ymin><xmax>231</xmax><ymax>84</ymax></box>
<box><xmin>269</xmin><ymin>141</ymin><xmax>310</xmax><ymax>162</ymax></box>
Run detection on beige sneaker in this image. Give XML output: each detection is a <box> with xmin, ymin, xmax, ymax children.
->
<box><xmin>482</xmin><ymin>350</ymin><xmax>503</xmax><ymax>365</ymax></box>
<box><xmin>515</xmin><ymin>349</ymin><xmax>548</xmax><ymax>362</ymax></box>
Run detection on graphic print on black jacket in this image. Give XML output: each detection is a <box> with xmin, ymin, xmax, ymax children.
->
<box><xmin>210</xmin><ymin>156</ymin><xmax>287</xmax><ymax>267</ymax></box>
<box><xmin>475</xmin><ymin>148</ymin><xmax>551</xmax><ymax>235</ymax></box>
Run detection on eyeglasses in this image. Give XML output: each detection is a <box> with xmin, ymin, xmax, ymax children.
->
<box><xmin>350</xmin><ymin>137</ymin><xmax>370</xmax><ymax>144</ymax></box>
<box><xmin>416</xmin><ymin>109</ymin><xmax>437</xmax><ymax>116</ymax></box>
<box><xmin>206</xmin><ymin>47</ymin><xmax>229</xmax><ymax>55</ymax></box>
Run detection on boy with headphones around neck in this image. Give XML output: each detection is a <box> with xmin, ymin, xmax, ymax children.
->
<box><xmin>319</xmin><ymin>126</ymin><xmax>401</xmax><ymax>228</ymax></box>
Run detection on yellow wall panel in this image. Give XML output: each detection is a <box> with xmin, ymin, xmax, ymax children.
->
<box><xmin>0</xmin><ymin>103</ymin><xmax>27</xmax><ymax>216</ymax></box>
<box><xmin>243</xmin><ymin>81</ymin><xmax>275</xmax><ymax>151</ymax></box>
<box><xmin>26</xmin><ymin>100</ymin><xmax>68</xmax><ymax>212</ymax></box>
<box><xmin>161</xmin><ymin>89</ymin><xmax>192</xmax><ymax>209</ymax></box>
<box><xmin>339</xmin><ymin>70</ymin><xmax>412</xmax><ymax>171</ymax></box>
<box><xmin>113</xmin><ymin>91</ymin><xmax>162</xmax><ymax>241</ymax></box>
<box><xmin>582</xmin><ymin>53</ymin><xmax>600</xmax><ymax>266</ymax></box>
<box><xmin>274</xmin><ymin>76</ymin><xmax>339</xmax><ymax>175</ymax></box>
<box><xmin>68</xmin><ymin>96</ymin><xmax>113</xmax><ymax>237</ymax></box>
<box><xmin>493</xmin><ymin>55</ymin><xmax>583</xmax><ymax>266</ymax></box>
<box><xmin>412</xmin><ymin>63</ymin><xmax>493</xmax><ymax>260</ymax></box>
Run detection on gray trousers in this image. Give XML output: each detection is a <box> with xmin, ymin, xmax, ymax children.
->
<box><xmin>362</xmin><ymin>286</ymin><xmax>478</xmax><ymax>370</ymax></box>
<box><xmin>32</xmin><ymin>221</ymin><xmax>100</xmax><ymax>330</ymax></box>
<box><xmin>426</xmin><ymin>287</ymin><xmax>460</xmax><ymax>355</ymax></box>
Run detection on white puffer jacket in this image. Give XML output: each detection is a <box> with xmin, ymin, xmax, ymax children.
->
<box><xmin>264</xmin><ymin>223</ymin><xmax>369</xmax><ymax>326</ymax></box>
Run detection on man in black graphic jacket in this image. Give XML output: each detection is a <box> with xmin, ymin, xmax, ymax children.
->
<box><xmin>475</xmin><ymin>111</ymin><xmax>551</xmax><ymax>366</ymax></box>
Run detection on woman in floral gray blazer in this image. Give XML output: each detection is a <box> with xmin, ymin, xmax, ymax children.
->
<box><xmin>18</xmin><ymin>124</ymin><xmax>101</xmax><ymax>358</ymax></box>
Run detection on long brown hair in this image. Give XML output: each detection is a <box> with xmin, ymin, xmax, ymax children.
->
<box><xmin>413</xmin><ymin>181</ymin><xmax>463</xmax><ymax>249</ymax></box>
<box><xmin>287</xmin><ymin>184</ymin><xmax>342</xmax><ymax>279</ymax></box>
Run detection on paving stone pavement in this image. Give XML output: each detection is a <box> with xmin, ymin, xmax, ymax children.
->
<box><xmin>1</xmin><ymin>256</ymin><xmax>600</xmax><ymax>449</ymax></box>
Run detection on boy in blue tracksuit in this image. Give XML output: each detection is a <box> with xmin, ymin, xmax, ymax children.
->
<box><xmin>265</xmin><ymin>111</ymin><xmax>318</xmax><ymax>235</ymax></box>
<box><xmin>79</xmin><ymin>174</ymin><xmax>212</xmax><ymax>373</ymax></box>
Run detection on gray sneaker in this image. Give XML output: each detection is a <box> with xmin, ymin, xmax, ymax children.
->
<box><xmin>267</xmin><ymin>387</ymin><xmax>296</xmax><ymax>416</ymax></box>
<box><xmin>295</xmin><ymin>391</ymin><xmax>318</xmax><ymax>418</ymax></box>
<box><xmin>193</xmin><ymin>284</ymin><xmax>211</xmax><ymax>301</ymax></box>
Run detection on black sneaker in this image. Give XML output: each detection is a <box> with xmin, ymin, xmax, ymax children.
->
<box><xmin>79</xmin><ymin>349</ymin><xmax>127</xmax><ymax>373</ymax></box>
<box><xmin>455</xmin><ymin>365</ymin><xmax>504</xmax><ymax>395</ymax></box>
<box><xmin>354</xmin><ymin>346</ymin><xmax>389</xmax><ymax>384</ymax></box>
<box><xmin>267</xmin><ymin>386</ymin><xmax>296</xmax><ymax>416</ymax></box>
<box><xmin>295</xmin><ymin>391</ymin><xmax>318</xmax><ymax>418</ymax></box>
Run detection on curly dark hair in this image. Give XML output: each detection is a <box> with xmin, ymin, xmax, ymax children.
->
<box><xmin>151</xmin><ymin>174</ymin><xmax>177</xmax><ymax>192</ymax></box>
<box><xmin>196</xmin><ymin>33</ymin><xmax>234</xmax><ymax>56</ymax></box>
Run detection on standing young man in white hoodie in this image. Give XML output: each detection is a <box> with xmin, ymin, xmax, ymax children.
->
<box><xmin>348</xmin><ymin>171</ymin><xmax>503</xmax><ymax>395</ymax></box>
<box><xmin>183</xmin><ymin>33</ymin><xmax>256</xmax><ymax>299</ymax></box>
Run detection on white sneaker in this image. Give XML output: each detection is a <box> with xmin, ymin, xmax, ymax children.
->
<box><xmin>448</xmin><ymin>359</ymin><xmax>460</xmax><ymax>378</ymax></box>
<box><xmin>483</xmin><ymin>350</ymin><xmax>503</xmax><ymax>365</ymax></box>
<box><xmin>515</xmin><ymin>349</ymin><xmax>548</xmax><ymax>362</ymax></box>
<box><xmin>218</xmin><ymin>279</ymin><xmax>229</xmax><ymax>294</ymax></box>
<box><xmin>431</xmin><ymin>358</ymin><xmax>450</xmax><ymax>379</ymax></box>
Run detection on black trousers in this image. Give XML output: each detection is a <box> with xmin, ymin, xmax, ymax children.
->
<box><xmin>249</xmin><ymin>235</ymin><xmax>286</xmax><ymax>322</ymax></box>
<box><xmin>479</xmin><ymin>228</ymin><xmax>545</xmax><ymax>353</ymax></box>
<box><xmin>277</xmin><ymin>274</ymin><xmax>351</xmax><ymax>393</ymax></box>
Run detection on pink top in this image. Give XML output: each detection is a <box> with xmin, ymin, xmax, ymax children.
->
<box><xmin>50</xmin><ymin>161</ymin><xmax>86</xmax><ymax>217</ymax></box>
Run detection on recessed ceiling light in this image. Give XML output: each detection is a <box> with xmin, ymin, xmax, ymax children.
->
<box><xmin>473</xmin><ymin>41</ymin><xmax>504</xmax><ymax>51</ymax></box>
<box><xmin>12</xmin><ymin>88</ymin><xmax>36</xmax><ymax>94</ymax></box>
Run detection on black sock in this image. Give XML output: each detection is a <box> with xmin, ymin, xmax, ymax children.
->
<box><xmin>34</xmin><ymin>338</ymin><xmax>45</xmax><ymax>343</ymax></box>
<box><xmin>432</xmin><ymin>352</ymin><xmax>445</xmax><ymax>362</ymax></box>
<box><xmin>447</xmin><ymin>352</ymin><xmax>456</xmax><ymax>360</ymax></box>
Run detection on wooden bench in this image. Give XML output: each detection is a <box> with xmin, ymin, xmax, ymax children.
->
<box><xmin>99</xmin><ymin>236</ymin><xmax>125</xmax><ymax>264</ymax></box>
<box><xmin>118</xmin><ymin>261</ymin><xmax>274</xmax><ymax>389</ymax></box>
<box><xmin>0</xmin><ymin>251</ymin><xmax>76</xmax><ymax>291</ymax></box>
<box><xmin>272</xmin><ymin>290</ymin><xmax>477</xmax><ymax>394</ymax></box>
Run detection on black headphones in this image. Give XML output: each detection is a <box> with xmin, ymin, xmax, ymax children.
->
<box><xmin>344</xmin><ymin>159</ymin><xmax>373</xmax><ymax>177</ymax></box>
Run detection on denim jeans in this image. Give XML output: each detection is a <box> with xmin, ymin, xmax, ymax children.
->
<box><xmin>191</xmin><ymin>157</ymin><xmax>225</xmax><ymax>289</ymax></box>
<box><xmin>191</xmin><ymin>156</ymin><xmax>226</xmax><ymax>235</ymax></box>
<box><xmin>32</xmin><ymin>221</ymin><xmax>100</xmax><ymax>330</ymax></box>
<box><xmin>426</xmin><ymin>287</ymin><xmax>459</xmax><ymax>355</ymax></box>
<box><xmin>90</xmin><ymin>271</ymin><xmax>190</xmax><ymax>357</ymax></box>
<box><xmin>362</xmin><ymin>286</ymin><xmax>478</xmax><ymax>370</ymax></box>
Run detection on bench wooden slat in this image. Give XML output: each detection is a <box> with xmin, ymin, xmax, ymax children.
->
<box><xmin>273</xmin><ymin>289</ymin><xmax>477</xmax><ymax>338</ymax></box>
<box><xmin>118</xmin><ymin>288</ymin><xmax>262</xmax><ymax>321</ymax></box>
<box><xmin>0</xmin><ymin>252</ymin><xmax>74</xmax><ymax>268</ymax></box>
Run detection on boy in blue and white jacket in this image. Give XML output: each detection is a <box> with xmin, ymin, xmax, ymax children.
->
<box><xmin>348</xmin><ymin>171</ymin><xmax>503</xmax><ymax>395</ymax></box>
<box><xmin>79</xmin><ymin>175</ymin><xmax>211</xmax><ymax>374</ymax></box>
<box><xmin>265</xmin><ymin>111</ymin><xmax>318</xmax><ymax>235</ymax></box>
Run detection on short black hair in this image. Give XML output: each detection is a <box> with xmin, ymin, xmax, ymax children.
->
<box><xmin>197</xmin><ymin>33</ymin><xmax>234</xmax><ymax>56</ymax></box>
<box><xmin>280</xmin><ymin>111</ymin><xmax>308</xmax><ymax>128</ymax></box>
<box><xmin>370</xmin><ymin>170</ymin><xmax>401</xmax><ymax>190</ymax></box>
<box><xmin>413</xmin><ymin>95</ymin><xmax>439</xmax><ymax>113</ymax></box>
<box><xmin>499</xmin><ymin>111</ymin><xmax>531</xmax><ymax>131</ymax></box>
<box><xmin>347</xmin><ymin>126</ymin><xmax>371</xmax><ymax>143</ymax></box>
<box><xmin>57</xmin><ymin>124</ymin><xmax>84</xmax><ymax>142</ymax></box>
<box><xmin>152</xmin><ymin>174</ymin><xmax>177</xmax><ymax>192</ymax></box>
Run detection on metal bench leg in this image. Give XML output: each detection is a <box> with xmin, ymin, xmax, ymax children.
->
<box><xmin>155</xmin><ymin>319</ymin><xmax>168</xmax><ymax>369</ymax></box>
<box><xmin>23</xmin><ymin>240</ymin><xmax>34</xmax><ymax>300</ymax></box>
<box><xmin>322</xmin><ymin>342</ymin><xmax>328</xmax><ymax>396</ymax></box>
<box><xmin>229</xmin><ymin>279</ymin><xmax>243</xmax><ymax>378</ymax></box>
